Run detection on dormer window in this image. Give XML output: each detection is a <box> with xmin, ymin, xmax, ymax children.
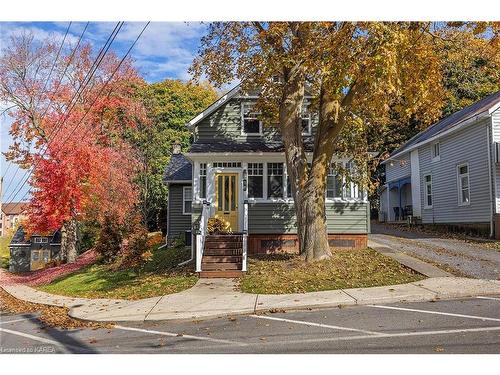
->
<box><xmin>242</xmin><ymin>103</ymin><xmax>262</xmax><ymax>135</ymax></box>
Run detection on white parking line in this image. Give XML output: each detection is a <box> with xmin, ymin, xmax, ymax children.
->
<box><xmin>477</xmin><ymin>296</ymin><xmax>500</xmax><ymax>301</ymax></box>
<box><xmin>250</xmin><ymin>314</ymin><xmax>383</xmax><ymax>336</ymax></box>
<box><xmin>0</xmin><ymin>318</ymin><xmax>29</xmax><ymax>325</ymax></box>
<box><xmin>253</xmin><ymin>326</ymin><xmax>500</xmax><ymax>347</ymax></box>
<box><xmin>115</xmin><ymin>325</ymin><xmax>248</xmax><ymax>346</ymax></box>
<box><xmin>369</xmin><ymin>304</ymin><xmax>500</xmax><ymax>322</ymax></box>
<box><xmin>0</xmin><ymin>327</ymin><xmax>64</xmax><ymax>347</ymax></box>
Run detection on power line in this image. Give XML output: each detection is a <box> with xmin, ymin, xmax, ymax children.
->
<box><xmin>7</xmin><ymin>22</ymin><xmax>150</xmax><ymax>212</ymax></box>
<box><xmin>1</xmin><ymin>22</ymin><xmax>88</xmax><ymax>201</ymax></box>
<box><xmin>2</xmin><ymin>22</ymin><xmax>123</xmax><ymax>205</ymax></box>
<box><xmin>1</xmin><ymin>22</ymin><xmax>124</xmax><ymax>204</ymax></box>
<box><xmin>0</xmin><ymin>23</ymin><xmax>71</xmax><ymax>184</ymax></box>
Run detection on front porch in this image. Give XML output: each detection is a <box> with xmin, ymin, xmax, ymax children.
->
<box><xmin>386</xmin><ymin>176</ymin><xmax>413</xmax><ymax>222</ymax></box>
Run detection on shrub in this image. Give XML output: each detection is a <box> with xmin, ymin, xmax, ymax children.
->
<box><xmin>147</xmin><ymin>232</ymin><xmax>164</xmax><ymax>247</ymax></box>
<box><xmin>114</xmin><ymin>217</ymin><xmax>152</xmax><ymax>269</ymax></box>
<box><xmin>79</xmin><ymin>220</ymin><xmax>100</xmax><ymax>254</ymax></box>
<box><xmin>207</xmin><ymin>217</ymin><xmax>230</xmax><ymax>235</ymax></box>
<box><xmin>94</xmin><ymin>216</ymin><xmax>122</xmax><ymax>263</ymax></box>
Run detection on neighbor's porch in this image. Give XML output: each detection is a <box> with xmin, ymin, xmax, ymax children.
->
<box><xmin>385</xmin><ymin>176</ymin><xmax>413</xmax><ymax>222</ymax></box>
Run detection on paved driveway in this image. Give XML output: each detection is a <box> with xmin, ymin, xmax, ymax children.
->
<box><xmin>1</xmin><ymin>297</ymin><xmax>499</xmax><ymax>353</ymax></box>
<box><xmin>371</xmin><ymin>223</ymin><xmax>500</xmax><ymax>280</ymax></box>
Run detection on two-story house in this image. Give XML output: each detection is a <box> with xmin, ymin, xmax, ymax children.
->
<box><xmin>379</xmin><ymin>91</ymin><xmax>500</xmax><ymax>238</ymax></box>
<box><xmin>1</xmin><ymin>202</ymin><xmax>28</xmax><ymax>237</ymax></box>
<box><xmin>163</xmin><ymin>84</ymin><xmax>371</xmax><ymax>277</ymax></box>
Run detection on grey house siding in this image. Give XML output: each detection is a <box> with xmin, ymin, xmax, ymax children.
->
<box><xmin>167</xmin><ymin>184</ymin><xmax>192</xmax><ymax>239</ymax></box>
<box><xmin>196</xmin><ymin>98</ymin><xmax>318</xmax><ymax>143</ymax></box>
<box><xmin>385</xmin><ymin>154</ymin><xmax>411</xmax><ymax>182</ymax></box>
<box><xmin>419</xmin><ymin>118</ymin><xmax>491</xmax><ymax>224</ymax></box>
<box><xmin>248</xmin><ymin>202</ymin><xmax>369</xmax><ymax>234</ymax></box>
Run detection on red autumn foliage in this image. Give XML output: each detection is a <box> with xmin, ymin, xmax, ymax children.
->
<box><xmin>0</xmin><ymin>32</ymin><xmax>148</xmax><ymax>235</ymax></box>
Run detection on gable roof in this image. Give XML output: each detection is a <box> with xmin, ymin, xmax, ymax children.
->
<box><xmin>387</xmin><ymin>90</ymin><xmax>500</xmax><ymax>161</ymax></box>
<box><xmin>2</xmin><ymin>202</ymin><xmax>28</xmax><ymax>215</ymax></box>
<box><xmin>163</xmin><ymin>154</ymin><xmax>193</xmax><ymax>183</ymax></box>
<box><xmin>10</xmin><ymin>226</ymin><xmax>61</xmax><ymax>246</ymax></box>
<box><xmin>188</xmin><ymin>139</ymin><xmax>315</xmax><ymax>153</ymax></box>
<box><xmin>186</xmin><ymin>84</ymin><xmax>242</xmax><ymax>129</ymax></box>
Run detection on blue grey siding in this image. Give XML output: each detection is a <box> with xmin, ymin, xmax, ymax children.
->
<box><xmin>248</xmin><ymin>202</ymin><xmax>369</xmax><ymax>234</ymax></box>
<box><xmin>167</xmin><ymin>184</ymin><xmax>192</xmax><ymax>239</ymax></box>
<box><xmin>196</xmin><ymin>98</ymin><xmax>318</xmax><ymax>143</ymax></box>
<box><xmin>419</xmin><ymin>118</ymin><xmax>491</xmax><ymax>224</ymax></box>
<box><xmin>385</xmin><ymin>154</ymin><xmax>411</xmax><ymax>182</ymax></box>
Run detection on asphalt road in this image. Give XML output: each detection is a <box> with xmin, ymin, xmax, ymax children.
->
<box><xmin>1</xmin><ymin>296</ymin><xmax>500</xmax><ymax>354</ymax></box>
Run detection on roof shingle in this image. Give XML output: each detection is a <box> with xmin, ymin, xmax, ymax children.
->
<box><xmin>391</xmin><ymin>91</ymin><xmax>500</xmax><ymax>157</ymax></box>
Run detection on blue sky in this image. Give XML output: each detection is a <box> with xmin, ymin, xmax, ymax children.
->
<box><xmin>0</xmin><ymin>21</ymin><xmax>208</xmax><ymax>203</ymax></box>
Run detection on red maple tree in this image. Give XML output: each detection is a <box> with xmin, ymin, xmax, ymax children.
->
<box><xmin>1</xmin><ymin>31</ymin><xmax>147</xmax><ymax>261</ymax></box>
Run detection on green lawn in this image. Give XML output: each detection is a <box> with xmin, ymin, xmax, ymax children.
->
<box><xmin>0</xmin><ymin>235</ymin><xmax>12</xmax><ymax>269</ymax></box>
<box><xmin>240</xmin><ymin>248</ymin><xmax>425</xmax><ymax>294</ymax></box>
<box><xmin>38</xmin><ymin>245</ymin><xmax>197</xmax><ymax>300</ymax></box>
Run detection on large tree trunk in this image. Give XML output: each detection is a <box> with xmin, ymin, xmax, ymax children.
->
<box><xmin>61</xmin><ymin>218</ymin><xmax>78</xmax><ymax>263</ymax></box>
<box><xmin>301</xmin><ymin>167</ymin><xmax>331</xmax><ymax>261</ymax></box>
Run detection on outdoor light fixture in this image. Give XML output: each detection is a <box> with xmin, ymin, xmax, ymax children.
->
<box><xmin>242</xmin><ymin>169</ymin><xmax>248</xmax><ymax>191</ymax></box>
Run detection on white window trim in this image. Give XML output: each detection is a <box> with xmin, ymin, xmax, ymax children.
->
<box><xmin>182</xmin><ymin>186</ymin><xmax>193</xmax><ymax>215</ymax></box>
<box><xmin>457</xmin><ymin>163</ymin><xmax>471</xmax><ymax>206</ymax></box>
<box><xmin>241</xmin><ymin>102</ymin><xmax>263</xmax><ymax>136</ymax></box>
<box><xmin>431</xmin><ymin>142</ymin><xmax>441</xmax><ymax>162</ymax></box>
<box><xmin>247</xmin><ymin>162</ymin><xmax>264</xmax><ymax>199</ymax></box>
<box><xmin>423</xmin><ymin>173</ymin><xmax>433</xmax><ymax>209</ymax></box>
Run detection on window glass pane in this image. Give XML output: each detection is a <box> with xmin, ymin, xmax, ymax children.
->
<box><xmin>32</xmin><ymin>251</ymin><xmax>39</xmax><ymax>261</ymax></box>
<box><xmin>244</xmin><ymin>119</ymin><xmax>260</xmax><ymax>133</ymax></box>
<box><xmin>249</xmin><ymin>176</ymin><xmax>263</xmax><ymax>198</ymax></box>
<box><xmin>461</xmin><ymin>176</ymin><xmax>469</xmax><ymax>188</ymax></box>
<box><xmin>301</xmin><ymin>118</ymin><xmax>310</xmax><ymax>134</ymax></box>
<box><xmin>199</xmin><ymin>164</ymin><xmax>207</xmax><ymax>198</ymax></box>
<box><xmin>224</xmin><ymin>176</ymin><xmax>230</xmax><ymax>211</ymax></box>
<box><xmin>184</xmin><ymin>201</ymin><xmax>192</xmax><ymax>213</ymax></box>
<box><xmin>243</xmin><ymin>103</ymin><xmax>261</xmax><ymax>134</ymax></box>
<box><xmin>230</xmin><ymin>175</ymin><xmax>236</xmax><ymax>211</ymax></box>
<box><xmin>427</xmin><ymin>195</ymin><xmax>432</xmax><ymax>206</ymax></box>
<box><xmin>462</xmin><ymin>189</ymin><xmax>469</xmax><ymax>203</ymax></box>
<box><xmin>459</xmin><ymin>165</ymin><xmax>468</xmax><ymax>175</ymax></box>
<box><xmin>200</xmin><ymin>176</ymin><xmax>206</xmax><ymax>199</ymax></box>
<box><xmin>267</xmin><ymin>163</ymin><xmax>283</xmax><ymax>198</ymax></box>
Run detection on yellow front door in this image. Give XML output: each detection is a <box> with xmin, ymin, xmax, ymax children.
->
<box><xmin>214</xmin><ymin>173</ymin><xmax>239</xmax><ymax>232</ymax></box>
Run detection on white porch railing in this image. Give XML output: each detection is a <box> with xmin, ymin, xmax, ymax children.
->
<box><xmin>195</xmin><ymin>200</ymin><xmax>210</xmax><ymax>272</ymax></box>
<box><xmin>242</xmin><ymin>199</ymin><xmax>248</xmax><ymax>272</ymax></box>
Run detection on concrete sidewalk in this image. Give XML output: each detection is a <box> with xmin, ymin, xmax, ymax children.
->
<box><xmin>2</xmin><ymin>277</ymin><xmax>500</xmax><ymax>322</ymax></box>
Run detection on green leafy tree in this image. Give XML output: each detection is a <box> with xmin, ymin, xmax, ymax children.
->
<box><xmin>128</xmin><ymin>80</ymin><xmax>218</xmax><ymax>231</ymax></box>
<box><xmin>191</xmin><ymin>22</ymin><xmax>497</xmax><ymax>261</ymax></box>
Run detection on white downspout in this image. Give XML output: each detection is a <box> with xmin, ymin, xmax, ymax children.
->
<box><xmin>486</xmin><ymin>123</ymin><xmax>495</xmax><ymax>238</ymax></box>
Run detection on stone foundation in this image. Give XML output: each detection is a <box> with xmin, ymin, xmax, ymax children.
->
<box><xmin>248</xmin><ymin>233</ymin><xmax>368</xmax><ymax>255</ymax></box>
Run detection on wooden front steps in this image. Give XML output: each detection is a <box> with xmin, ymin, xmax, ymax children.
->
<box><xmin>200</xmin><ymin>234</ymin><xmax>244</xmax><ymax>278</ymax></box>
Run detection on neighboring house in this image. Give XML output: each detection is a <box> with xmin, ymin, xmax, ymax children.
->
<box><xmin>379</xmin><ymin>91</ymin><xmax>500</xmax><ymax>238</ymax></box>
<box><xmin>9</xmin><ymin>226</ymin><xmax>62</xmax><ymax>272</ymax></box>
<box><xmin>0</xmin><ymin>202</ymin><xmax>28</xmax><ymax>237</ymax></box>
<box><xmin>163</xmin><ymin>84</ymin><xmax>371</xmax><ymax>277</ymax></box>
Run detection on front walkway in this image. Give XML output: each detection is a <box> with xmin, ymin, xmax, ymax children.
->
<box><xmin>371</xmin><ymin>222</ymin><xmax>500</xmax><ymax>280</ymax></box>
<box><xmin>2</xmin><ymin>276</ymin><xmax>500</xmax><ymax>322</ymax></box>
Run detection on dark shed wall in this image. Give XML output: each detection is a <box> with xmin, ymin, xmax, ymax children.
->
<box><xmin>168</xmin><ymin>184</ymin><xmax>193</xmax><ymax>240</ymax></box>
<box><xmin>9</xmin><ymin>246</ymin><xmax>30</xmax><ymax>272</ymax></box>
